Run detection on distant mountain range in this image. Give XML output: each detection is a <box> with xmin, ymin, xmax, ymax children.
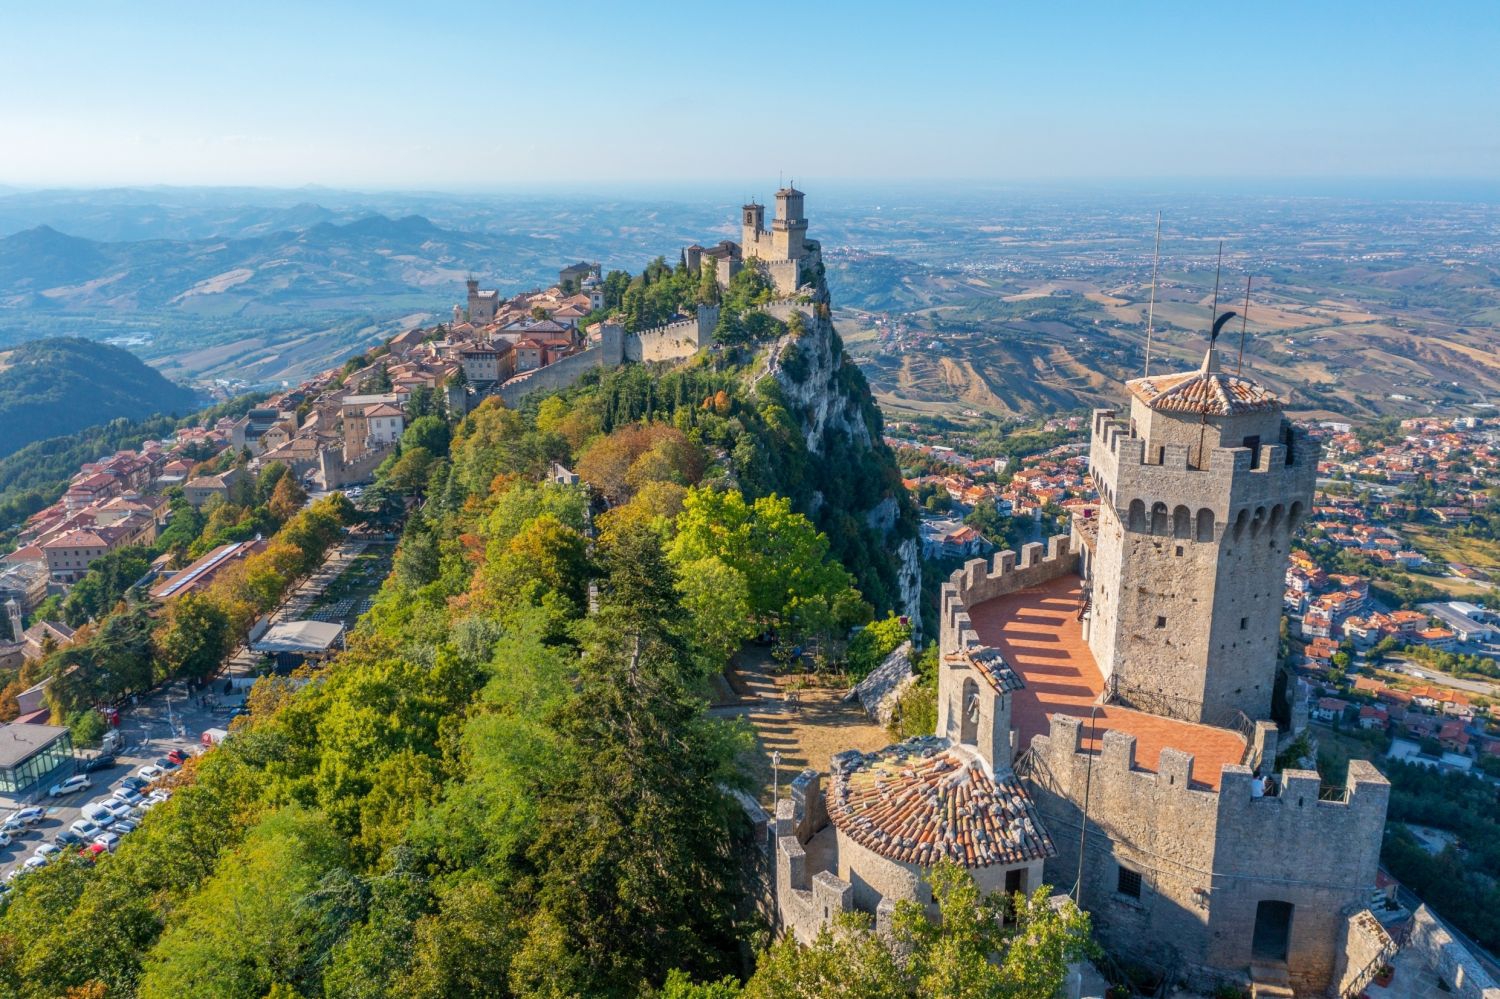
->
<box><xmin>0</xmin><ymin>337</ymin><xmax>199</xmax><ymax>458</ymax></box>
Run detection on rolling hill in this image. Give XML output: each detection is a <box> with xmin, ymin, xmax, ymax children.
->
<box><xmin>0</xmin><ymin>337</ymin><xmax>199</xmax><ymax>458</ymax></box>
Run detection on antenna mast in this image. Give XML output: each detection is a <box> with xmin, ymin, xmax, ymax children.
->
<box><xmin>1208</xmin><ymin>240</ymin><xmax>1224</xmax><ymax>349</ymax></box>
<box><xmin>1236</xmin><ymin>275</ymin><xmax>1252</xmax><ymax>375</ymax></box>
<box><xmin>1143</xmin><ymin>212</ymin><xmax>1162</xmax><ymax>377</ymax></box>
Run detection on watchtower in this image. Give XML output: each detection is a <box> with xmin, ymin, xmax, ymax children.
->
<box><xmin>1085</xmin><ymin>345</ymin><xmax>1316</xmax><ymax>725</ymax></box>
<box><xmin>772</xmin><ymin>185</ymin><xmax>808</xmax><ymax>260</ymax></box>
<box><xmin>741</xmin><ymin>201</ymin><xmax>766</xmax><ymax>249</ymax></box>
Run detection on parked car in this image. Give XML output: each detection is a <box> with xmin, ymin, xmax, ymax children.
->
<box><xmin>120</xmin><ymin>775</ymin><xmax>149</xmax><ymax>792</ymax></box>
<box><xmin>53</xmin><ymin>830</ymin><xmax>85</xmax><ymax>848</ymax></box>
<box><xmin>153</xmin><ymin>757</ymin><xmax>180</xmax><ymax>772</ymax></box>
<box><xmin>69</xmin><ymin>819</ymin><xmax>101</xmax><ymax>839</ymax></box>
<box><xmin>81</xmin><ymin>804</ymin><xmax>116</xmax><ymax>829</ymax></box>
<box><xmin>80</xmin><ymin>842</ymin><xmax>107</xmax><ymax>859</ymax></box>
<box><xmin>146</xmin><ymin>790</ymin><xmax>171</xmax><ymax>805</ymax></box>
<box><xmin>49</xmin><ymin>774</ymin><xmax>92</xmax><ymax>797</ymax></box>
<box><xmin>165</xmin><ymin>749</ymin><xmax>188</xmax><ymax>765</ymax></box>
<box><xmin>135</xmin><ymin>765</ymin><xmax>164</xmax><ymax>782</ymax></box>
<box><xmin>22</xmin><ymin>856</ymin><xmax>46</xmax><ymax>871</ymax></box>
<box><xmin>92</xmin><ymin>832</ymin><xmax>121</xmax><ymax>852</ymax></box>
<box><xmin>115</xmin><ymin>787</ymin><xmax>144</xmax><ymax>806</ymax></box>
<box><xmin>99</xmin><ymin>797</ymin><xmax>132</xmax><ymax>818</ymax></box>
<box><xmin>112</xmin><ymin>818</ymin><xmax>138</xmax><ymax>834</ymax></box>
<box><xmin>32</xmin><ymin>844</ymin><xmax>59</xmax><ymax>862</ymax></box>
<box><xmin>11</xmin><ymin>807</ymin><xmax>45</xmax><ymax>826</ymax></box>
<box><xmin>81</xmin><ymin>754</ymin><xmax>117</xmax><ymax>773</ymax></box>
<box><xmin>0</xmin><ymin>831</ymin><xmax>11</xmax><ymax>848</ymax></box>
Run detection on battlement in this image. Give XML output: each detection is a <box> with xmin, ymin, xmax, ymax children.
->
<box><xmin>773</xmin><ymin>770</ymin><xmax>855</xmax><ymax>943</ymax></box>
<box><xmin>940</xmin><ymin>534</ymin><xmax>1078</xmax><ymax>657</ymax></box>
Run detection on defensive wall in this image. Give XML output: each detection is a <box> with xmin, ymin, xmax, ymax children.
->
<box><xmin>1025</xmin><ymin>714</ymin><xmax>1389</xmax><ymax>994</ymax></box>
<box><xmin>495</xmin><ymin>343</ymin><xmax>613</xmax><ymax>406</ymax></box>
<box><xmin>625</xmin><ymin>305</ymin><xmax>719</xmax><ymax>363</ymax></box>
<box><xmin>319</xmin><ymin>440</ymin><xmax>394</xmax><ymax>488</ymax></box>
<box><xmin>1405</xmin><ymin>905</ymin><xmax>1500</xmax><ymax>999</ymax></box>
<box><xmin>939</xmin><ymin>534</ymin><xmax>1080</xmax><ymax>661</ymax></box>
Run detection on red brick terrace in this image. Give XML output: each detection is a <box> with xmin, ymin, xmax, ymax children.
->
<box><xmin>968</xmin><ymin>574</ymin><xmax>1246</xmax><ymax>791</ymax></box>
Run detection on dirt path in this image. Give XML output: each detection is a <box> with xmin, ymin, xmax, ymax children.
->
<box><xmin>717</xmin><ymin>647</ymin><xmax>892</xmax><ymax>808</ymax></box>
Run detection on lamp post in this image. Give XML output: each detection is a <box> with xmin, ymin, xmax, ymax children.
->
<box><xmin>771</xmin><ymin>749</ymin><xmax>782</xmax><ymax>811</ymax></box>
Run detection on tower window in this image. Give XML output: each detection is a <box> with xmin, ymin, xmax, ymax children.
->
<box><xmin>1240</xmin><ymin>617</ymin><xmax>1248</xmax><ymax>630</ymax></box>
<box><xmin>1155</xmin><ymin>616</ymin><xmax>1167</xmax><ymax>629</ymax></box>
<box><xmin>1117</xmin><ymin>866</ymin><xmax>1143</xmax><ymax>899</ymax></box>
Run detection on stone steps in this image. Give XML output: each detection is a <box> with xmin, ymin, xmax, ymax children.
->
<box><xmin>1249</xmin><ymin>962</ymin><xmax>1293</xmax><ymax>999</ymax></box>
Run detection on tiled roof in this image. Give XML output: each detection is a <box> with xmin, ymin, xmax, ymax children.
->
<box><xmin>944</xmin><ymin>645</ymin><xmax>1022</xmax><ymax>694</ymax></box>
<box><xmin>1127</xmin><ymin>350</ymin><xmax>1280</xmax><ymax>416</ymax></box>
<box><xmin>828</xmin><ymin>737</ymin><xmax>1053</xmax><ymax>869</ymax></box>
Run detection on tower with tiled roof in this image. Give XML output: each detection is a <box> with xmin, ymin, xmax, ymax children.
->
<box><xmin>1085</xmin><ymin>343</ymin><xmax>1317</xmax><ymax>726</ymax></box>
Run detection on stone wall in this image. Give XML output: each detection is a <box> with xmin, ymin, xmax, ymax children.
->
<box><xmin>1405</xmin><ymin>905</ymin><xmax>1500</xmax><ymax>999</ymax></box>
<box><xmin>939</xmin><ymin>535</ymin><xmax>1079</xmax><ymax>660</ymax></box>
<box><xmin>1333</xmin><ymin>908</ymin><xmax>1396</xmax><ymax>999</ymax></box>
<box><xmin>1026</xmin><ymin>713</ymin><xmax>1390</xmax><ymax>994</ymax></box>
<box><xmin>627</xmin><ymin>305</ymin><xmax>719</xmax><ymax>363</ymax></box>
<box><xmin>320</xmin><ymin>441</ymin><xmax>393</xmax><ymax>488</ymax></box>
<box><xmin>850</xmin><ymin>640</ymin><xmax>915</xmax><ymax>725</ymax></box>
<box><xmin>495</xmin><ymin>344</ymin><xmax>610</xmax><ymax>406</ymax></box>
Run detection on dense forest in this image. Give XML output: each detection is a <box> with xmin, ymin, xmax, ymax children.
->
<box><xmin>0</xmin><ymin>327</ymin><xmax>1087</xmax><ymax>995</ymax></box>
<box><xmin>0</xmin><ymin>337</ymin><xmax>198</xmax><ymax>459</ymax></box>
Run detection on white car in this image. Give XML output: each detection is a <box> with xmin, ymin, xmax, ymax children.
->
<box><xmin>32</xmin><ymin>844</ymin><xmax>59</xmax><ymax>862</ymax></box>
<box><xmin>115</xmin><ymin>788</ymin><xmax>144</xmax><ymax>806</ymax></box>
<box><xmin>70</xmin><ymin>819</ymin><xmax>101</xmax><ymax>839</ymax></box>
<box><xmin>21</xmin><ymin>856</ymin><xmax>46</xmax><ymax>871</ymax></box>
<box><xmin>10</xmin><ymin>807</ymin><xmax>45</xmax><ymax>827</ymax></box>
<box><xmin>49</xmin><ymin>775</ymin><xmax>91</xmax><ymax>797</ymax></box>
<box><xmin>135</xmin><ymin>765</ymin><xmax>164</xmax><ymax>782</ymax></box>
<box><xmin>81</xmin><ymin>804</ymin><xmax>116</xmax><ymax>829</ymax></box>
<box><xmin>113</xmin><ymin>818</ymin><xmax>139</xmax><ymax>835</ymax></box>
<box><xmin>93</xmin><ymin>832</ymin><xmax>120</xmax><ymax>852</ymax></box>
<box><xmin>146</xmin><ymin>790</ymin><xmax>171</xmax><ymax>805</ymax></box>
<box><xmin>99</xmin><ymin>797</ymin><xmax>133</xmax><ymax>819</ymax></box>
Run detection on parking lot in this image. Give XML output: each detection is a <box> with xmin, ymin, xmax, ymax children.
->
<box><xmin>0</xmin><ymin>682</ymin><xmax>235</xmax><ymax>882</ymax></box>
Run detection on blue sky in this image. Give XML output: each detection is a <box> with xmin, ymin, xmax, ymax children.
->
<box><xmin>3</xmin><ymin>1</ymin><xmax>1497</xmax><ymax>190</ymax></box>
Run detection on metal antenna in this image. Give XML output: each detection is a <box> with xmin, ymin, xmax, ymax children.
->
<box><xmin>1237</xmin><ymin>275</ymin><xmax>1252</xmax><ymax>375</ymax></box>
<box><xmin>1208</xmin><ymin>240</ymin><xmax>1224</xmax><ymax>349</ymax></box>
<box><xmin>1143</xmin><ymin>211</ymin><xmax>1162</xmax><ymax>377</ymax></box>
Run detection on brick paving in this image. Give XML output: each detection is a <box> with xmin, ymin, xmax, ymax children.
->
<box><xmin>968</xmin><ymin>574</ymin><xmax>1246</xmax><ymax>790</ymax></box>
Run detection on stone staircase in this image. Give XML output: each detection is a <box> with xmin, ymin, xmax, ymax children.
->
<box><xmin>1249</xmin><ymin>963</ymin><xmax>1295</xmax><ymax>999</ymax></box>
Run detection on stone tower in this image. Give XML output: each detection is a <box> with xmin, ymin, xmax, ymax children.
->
<box><xmin>741</xmin><ymin>201</ymin><xmax>765</xmax><ymax>249</ymax></box>
<box><xmin>4</xmin><ymin>598</ymin><xmax>21</xmax><ymax>644</ymax></box>
<box><xmin>772</xmin><ymin>185</ymin><xmax>808</xmax><ymax>260</ymax></box>
<box><xmin>1085</xmin><ymin>345</ymin><xmax>1316</xmax><ymax>725</ymax></box>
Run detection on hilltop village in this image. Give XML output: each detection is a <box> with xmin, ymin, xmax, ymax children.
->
<box><xmin>2</xmin><ymin>190</ymin><xmax>1500</xmax><ymax>998</ymax></box>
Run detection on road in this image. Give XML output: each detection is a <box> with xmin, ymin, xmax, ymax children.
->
<box><xmin>1382</xmin><ymin>656</ymin><xmax>1500</xmax><ymax>698</ymax></box>
<box><xmin>0</xmin><ymin>684</ymin><xmax>243</xmax><ymax>881</ymax></box>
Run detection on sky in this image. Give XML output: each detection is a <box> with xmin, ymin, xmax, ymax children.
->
<box><xmin>3</xmin><ymin>1</ymin><xmax>1498</xmax><ymax>191</ymax></box>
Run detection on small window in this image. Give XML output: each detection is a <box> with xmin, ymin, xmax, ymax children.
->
<box><xmin>1241</xmin><ymin>617</ymin><xmax>1248</xmax><ymax>630</ymax></box>
<box><xmin>1175</xmin><ymin>545</ymin><xmax>1184</xmax><ymax>557</ymax></box>
<box><xmin>1155</xmin><ymin>616</ymin><xmax>1167</xmax><ymax>629</ymax></box>
<box><xmin>1117</xmin><ymin>866</ymin><xmax>1142</xmax><ymax>899</ymax></box>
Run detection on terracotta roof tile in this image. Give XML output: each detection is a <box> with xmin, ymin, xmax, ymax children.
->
<box><xmin>827</xmin><ymin>737</ymin><xmax>1054</xmax><ymax>870</ymax></box>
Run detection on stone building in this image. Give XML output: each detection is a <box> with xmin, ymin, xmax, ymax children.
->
<box><xmin>762</xmin><ymin>341</ymin><xmax>1393</xmax><ymax>996</ymax></box>
<box><xmin>928</xmin><ymin>343</ymin><xmax>1393</xmax><ymax>996</ymax></box>
<box><xmin>684</xmin><ymin>186</ymin><xmax>820</xmax><ymax>295</ymax></box>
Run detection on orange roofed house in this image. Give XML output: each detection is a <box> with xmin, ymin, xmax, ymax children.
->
<box><xmin>766</xmin><ymin>341</ymin><xmax>1393</xmax><ymax>997</ymax></box>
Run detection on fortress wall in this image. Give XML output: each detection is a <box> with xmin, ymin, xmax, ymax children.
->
<box><xmin>939</xmin><ymin>534</ymin><xmax>1079</xmax><ymax>658</ymax></box>
<box><xmin>1406</xmin><ymin>905</ymin><xmax>1500</xmax><ymax>999</ymax></box>
<box><xmin>629</xmin><ymin>306</ymin><xmax>720</xmax><ymax>363</ymax></box>
<box><xmin>495</xmin><ymin>345</ymin><xmax>609</xmax><ymax>405</ymax></box>
<box><xmin>1030</xmin><ymin>716</ymin><xmax>1222</xmax><ymax>971</ymax></box>
<box><xmin>773</xmin><ymin>771</ymin><xmax>855</xmax><ymax>944</ymax></box>
<box><xmin>1210</xmin><ymin>762</ymin><xmax>1390</xmax><ymax>993</ymax></box>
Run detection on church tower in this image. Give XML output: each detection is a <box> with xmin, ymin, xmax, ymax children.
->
<box><xmin>741</xmin><ymin>200</ymin><xmax>766</xmax><ymax>250</ymax></box>
<box><xmin>1084</xmin><ymin>345</ymin><xmax>1315</xmax><ymax>725</ymax></box>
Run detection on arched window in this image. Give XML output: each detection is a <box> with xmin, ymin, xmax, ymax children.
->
<box><xmin>1197</xmin><ymin>508</ymin><xmax>1215</xmax><ymax>542</ymax></box>
<box><xmin>1288</xmin><ymin>501</ymin><xmax>1304</xmax><ymax>530</ymax></box>
<box><xmin>1268</xmin><ymin>504</ymin><xmax>1284</xmax><ymax>533</ymax></box>
<box><xmin>1173</xmin><ymin>505</ymin><xmax>1192</xmax><ymax>539</ymax></box>
<box><xmin>960</xmin><ymin>678</ymin><xmax>980</xmax><ymax>745</ymax></box>
<box><xmin>1250</xmin><ymin>506</ymin><xmax>1266</xmax><ymax>537</ymax></box>
<box><xmin>1151</xmin><ymin>502</ymin><xmax>1169</xmax><ymax>536</ymax></box>
<box><xmin>1233</xmin><ymin>508</ymin><xmax>1248</xmax><ymax>541</ymax></box>
<box><xmin>1128</xmin><ymin>499</ymin><xmax>1146</xmax><ymax>532</ymax></box>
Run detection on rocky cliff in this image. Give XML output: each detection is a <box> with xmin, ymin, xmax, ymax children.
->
<box><xmin>758</xmin><ymin>283</ymin><xmax>923</xmax><ymax>632</ymax></box>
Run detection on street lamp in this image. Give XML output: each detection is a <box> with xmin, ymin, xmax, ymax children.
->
<box><xmin>771</xmin><ymin>749</ymin><xmax>782</xmax><ymax>811</ymax></box>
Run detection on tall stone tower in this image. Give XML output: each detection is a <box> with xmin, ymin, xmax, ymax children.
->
<box><xmin>1085</xmin><ymin>345</ymin><xmax>1315</xmax><ymax>725</ymax></box>
<box><xmin>741</xmin><ymin>200</ymin><xmax>766</xmax><ymax>249</ymax></box>
<box><xmin>771</xmin><ymin>185</ymin><xmax>808</xmax><ymax>260</ymax></box>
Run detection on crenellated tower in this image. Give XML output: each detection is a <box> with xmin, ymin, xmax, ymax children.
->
<box><xmin>1085</xmin><ymin>346</ymin><xmax>1316</xmax><ymax>725</ymax></box>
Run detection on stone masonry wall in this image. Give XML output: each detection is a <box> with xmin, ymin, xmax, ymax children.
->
<box><xmin>1406</xmin><ymin>905</ymin><xmax>1500</xmax><ymax>999</ymax></box>
<box><xmin>1027</xmin><ymin>712</ymin><xmax>1390</xmax><ymax>994</ymax></box>
<box><xmin>1086</xmin><ymin>407</ymin><xmax>1317</xmax><ymax>724</ymax></box>
<box><xmin>496</xmin><ymin>344</ymin><xmax>610</xmax><ymax>406</ymax></box>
